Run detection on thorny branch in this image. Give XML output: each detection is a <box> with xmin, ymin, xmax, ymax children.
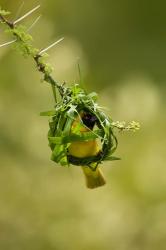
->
<box><xmin>0</xmin><ymin>5</ymin><xmax>64</xmax><ymax>102</ymax></box>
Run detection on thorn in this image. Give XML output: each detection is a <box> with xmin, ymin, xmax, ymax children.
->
<box><xmin>14</xmin><ymin>1</ymin><xmax>25</xmax><ymax>20</ymax></box>
<box><xmin>27</xmin><ymin>15</ymin><xmax>41</xmax><ymax>32</ymax></box>
<box><xmin>13</xmin><ymin>4</ymin><xmax>40</xmax><ymax>25</ymax></box>
<box><xmin>0</xmin><ymin>39</ymin><xmax>16</xmax><ymax>48</ymax></box>
<box><xmin>38</xmin><ymin>37</ymin><xmax>64</xmax><ymax>55</ymax></box>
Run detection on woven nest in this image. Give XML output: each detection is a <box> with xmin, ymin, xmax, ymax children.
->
<box><xmin>41</xmin><ymin>84</ymin><xmax>119</xmax><ymax>169</ymax></box>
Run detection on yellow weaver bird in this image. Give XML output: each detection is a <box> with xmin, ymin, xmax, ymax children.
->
<box><xmin>68</xmin><ymin>112</ymin><xmax>106</xmax><ymax>189</ymax></box>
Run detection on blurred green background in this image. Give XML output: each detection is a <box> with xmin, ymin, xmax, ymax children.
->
<box><xmin>0</xmin><ymin>0</ymin><xmax>166</xmax><ymax>249</ymax></box>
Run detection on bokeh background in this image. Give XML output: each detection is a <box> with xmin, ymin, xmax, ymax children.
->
<box><xmin>0</xmin><ymin>0</ymin><xmax>166</xmax><ymax>249</ymax></box>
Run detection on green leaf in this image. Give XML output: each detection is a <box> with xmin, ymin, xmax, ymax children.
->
<box><xmin>59</xmin><ymin>156</ymin><xmax>68</xmax><ymax>166</ymax></box>
<box><xmin>51</xmin><ymin>144</ymin><xmax>65</xmax><ymax>163</ymax></box>
<box><xmin>48</xmin><ymin>129</ymin><xmax>102</xmax><ymax>145</ymax></box>
<box><xmin>88</xmin><ymin>92</ymin><xmax>98</xmax><ymax>101</ymax></box>
<box><xmin>40</xmin><ymin>110</ymin><xmax>57</xmax><ymax>116</ymax></box>
<box><xmin>67</xmin><ymin>105</ymin><xmax>77</xmax><ymax>117</ymax></box>
<box><xmin>63</xmin><ymin>116</ymin><xmax>75</xmax><ymax>134</ymax></box>
<box><xmin>56</xmin><ymin>114</ymin><xmax>67</xmax><ymax>133</ymax></box>
<box><xmin>105</xmin><ymin>156</ymin><xmax>121</xmax><ymax>161</ymax></box>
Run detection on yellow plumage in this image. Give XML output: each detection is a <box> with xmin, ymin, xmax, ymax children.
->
<box><xmin>68</xmin><ymin>113</ymin><xmax>106</xmax><ymax>189</ymax></box>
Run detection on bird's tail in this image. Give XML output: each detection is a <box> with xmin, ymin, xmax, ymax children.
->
<box><xmin>81</xmin><ymin>166</ymin><xmax>106</xmax><ymax>189</ymax></box>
